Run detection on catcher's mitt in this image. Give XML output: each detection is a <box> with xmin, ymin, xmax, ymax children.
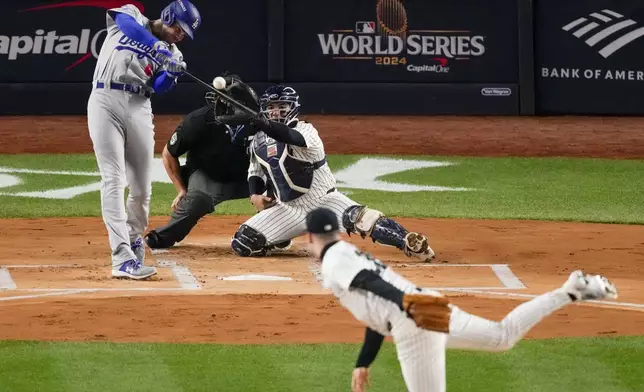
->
<box><xmin>402</xmin><ymin>294</ymin><xmax>452</xmax><ymax>333</ymax></box>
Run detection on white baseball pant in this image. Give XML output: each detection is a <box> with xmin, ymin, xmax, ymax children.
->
<box><xmin>391</xmin><ymin>289</ymin><xmax>573</xmax><ymax>392</ymax></box>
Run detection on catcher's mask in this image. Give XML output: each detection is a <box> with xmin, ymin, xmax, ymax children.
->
<box><xmin>259</xmin><ymin>85</ymin><xmax>300</xmax><ymax>125</ymax></box>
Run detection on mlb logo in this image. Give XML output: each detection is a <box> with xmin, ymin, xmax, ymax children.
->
<box><xmin>267</xmin><ymin>144</ymin><xmax>278</xmax><ymax>157</ymax></box>
<box><xmin>356</xmin><ymin>21</ymin><xmax>375</xmax><ymax>34</ymax></box>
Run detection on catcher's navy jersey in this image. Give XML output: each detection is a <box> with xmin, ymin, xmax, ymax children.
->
<box><xmin>321</xmin><ymin>241</ymin><xmax>442</xmax><ymax>337</ymax></box>
<box><xmin>248</xmin><ymin>121</ymin><xmax>335</xmax><ymax>203</ymax></box>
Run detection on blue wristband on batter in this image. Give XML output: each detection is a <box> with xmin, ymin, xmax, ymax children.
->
<box><xmin>152</xmin><ymin>71</ymin><xmax>177</xmax><ymax>94</ymax></box>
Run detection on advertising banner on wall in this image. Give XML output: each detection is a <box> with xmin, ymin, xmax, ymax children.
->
<box><xmin>0</xmin><ymin>0</ymin><xmax>267</xmax><ymax>83</ymax></box>
<box><xmin>536</xmin><ymin>1</ymin><xmax>644</xmax><ymax>114</ymax></box>
<box><xmin>284</xmin><ymin>0</ymin><xmax>518</xmax><ymax>82</ymax></box>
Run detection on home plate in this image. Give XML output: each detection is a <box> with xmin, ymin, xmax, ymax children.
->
<box><xmin>218</xmin><ymin>274</ymin><xmax>293</xmax><ymax>281</ymax></box>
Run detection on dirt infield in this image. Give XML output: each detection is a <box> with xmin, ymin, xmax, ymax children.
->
<box><xmin>0</xmin><ymin>115</ymin><xmax>643</xmax><ymax>344</ymax></box>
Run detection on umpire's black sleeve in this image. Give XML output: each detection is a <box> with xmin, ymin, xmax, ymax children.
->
<box><xmin>166</xmin><ymin>106</ymin><xmax>210</xmax><ymax>158</ymax></box>
<box><xmin>350</xmin><ymin>269</ymin><xmax>404</xmax><ymax>310</ymax></box>
<box><xmin>355</xmin><ymin>328</ymin><xmax>385</xmax><ymax>368</ymax></box>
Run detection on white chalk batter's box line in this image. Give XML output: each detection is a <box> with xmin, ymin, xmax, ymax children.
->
<box><xmin>310</xmin><ymin>263</ymin><xmax>528</xmax><ymax>290</ymax></box>
<box><xmin>0</xmin><ymin>259</ymin><xmax>201</xmax><ymax>301</ymax></box>
<box><xmin>2</xmin><ymin>262</ymin><xmax>642</xmax><ymax>312</ymax></box>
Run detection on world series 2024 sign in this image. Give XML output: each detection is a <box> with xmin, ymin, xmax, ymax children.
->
<box><xmin>284</xmin><ymin>0</ymin><xmax>519</xmax><ymax>83</ymax></box>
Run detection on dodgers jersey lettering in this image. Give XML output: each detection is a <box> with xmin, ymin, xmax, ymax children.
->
<box><xmin>321</xmin><ymin>241</ymin><xmax>436</xmax><ymax>337</ymax></box>
<box><xmin>248</xmin><ymin>121</ymin><xmax>336</xmax><ymax>204</ymax></box>
<box><xmin>93</xmin><ymin>4</ymin><xmax>183</xmax><ymax>89</ymax></box>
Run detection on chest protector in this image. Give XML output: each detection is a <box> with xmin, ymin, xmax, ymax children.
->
<box><xmin>252</xmin><ymin>132</ymin><xmax>326</xmax><ymax>202</ymax></box>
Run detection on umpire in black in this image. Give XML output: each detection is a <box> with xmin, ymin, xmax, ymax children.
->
<box><xmin>144</xmin><ymin>75</ymin><xmax>260</xmax><ymax>249</ymax></box>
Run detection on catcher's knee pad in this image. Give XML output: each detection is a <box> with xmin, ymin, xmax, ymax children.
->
<box><xmin>342</xmin><ymin>205</ymin><xmax>407</xmax><ymax>249</ymax></box>
<box><xmin>231</xmin><ymin>224</ymin><xmax>268</xmax><ymax>257</ymax></box>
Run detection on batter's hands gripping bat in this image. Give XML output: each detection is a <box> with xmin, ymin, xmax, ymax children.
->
<box><xmin>402</xmin><ymin>294</ymin><xmax>452</xmax><ymax>333</ymax></box>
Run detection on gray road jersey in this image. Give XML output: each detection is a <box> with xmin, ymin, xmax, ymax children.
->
<box><xmin>92</xmin><ymin>4</ymin><xmax>183</xmax><ymax>91</ymax></box>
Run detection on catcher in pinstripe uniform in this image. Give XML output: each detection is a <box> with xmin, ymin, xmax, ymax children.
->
<box><xmin>228</xmin><ymin>85</ymin><xmax>436</xmax><ymax>261</ymax></box>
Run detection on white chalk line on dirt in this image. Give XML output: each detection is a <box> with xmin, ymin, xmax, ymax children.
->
<box><xmin>156</xmin><ymin>259</ymin><xmax>201</xmax><ymax>290</ymax></box>
<box><xmin>490</xmin><ymin>265</ymin><xmax>527</xmax><ymax>289</ymax></box>
<box><xmin>0</xmin><ymin>289</ymin><xmax>95</xmax><ymax>302</ymax></box>
<box><xmin>395</xmin><ymin>263</ymin><xmax>526</xmax><ymax>289</ymax></box>
<box><xmin>441</xmin><ymin>288</ymin><xmax>644</xmax><ymax>312</ymax></box>
<box><xmin>0</xmin><ymin>268</ymin><xmax>17</xmax><ymax>290</ymax></box>
<box><xmin>3</xmin><ymin>261</ymin><xmax>201</xmax><ymax>290</ymax></box>
<box><xmin>1</xmin><ymin>264</ymin><xmax>83</xmax><ymax>268</ymax></box>
<box><xmin>0</xmin><ymin>259</ymin><xmax>201</xmax><ymax>301</ymax></box>
<box><xmin>21</xmin><ymin>288</ymin><xmax>197</xmax><ymax>292</ymax></box>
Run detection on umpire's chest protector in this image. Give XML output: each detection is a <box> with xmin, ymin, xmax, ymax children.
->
<box><xmin>252</xmin><ymin>132</ymin><xmax>315</xmax><ymax>202</ymax></box>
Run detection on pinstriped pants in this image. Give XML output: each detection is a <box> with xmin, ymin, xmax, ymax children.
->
<box><xmin>243</xmin><ymin>190</ymin><xmax>356</xmax><ymax>244</ymax></box>
<box><xmin>392</xmin><ymin>289</ymin><xmax>572</xmax><ymax>391</ymax></box>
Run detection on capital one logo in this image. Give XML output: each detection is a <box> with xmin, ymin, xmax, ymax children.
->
<box><xmin>1</xmin><ymin>0</ymin><xmax>144</xmax><ymax>71</ymax></box>
<box><xmin>562</xmin><ymin>9</ymin><xmax>644</xmax><ymax>58</ymax></box>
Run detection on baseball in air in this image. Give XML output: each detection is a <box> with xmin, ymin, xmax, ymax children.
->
<box><xmin>213</xmin><ymin>76</ymin><xmax>226</xmax><ymax>90</ymax></box>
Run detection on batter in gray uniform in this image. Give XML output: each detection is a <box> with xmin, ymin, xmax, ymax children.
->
<box><xmin>87</xmin><ymin>1</ymin><xmax>201</xmax><ymax>280</ymax></box>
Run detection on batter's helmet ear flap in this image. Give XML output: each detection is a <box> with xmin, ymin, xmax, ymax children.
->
<box><xmin>160</xmin><ymin>0</ymin><xmax>201</xmax><ymax>39</ymax></box>
<box><xmin>161</xmin><ymin>2</ymin><xmax>175</xmax><ymax>25</ymax></box>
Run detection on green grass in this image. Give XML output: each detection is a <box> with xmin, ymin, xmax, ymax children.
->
<box><xmin>0</xmin><ymin>153</ymin><xmax>642</xmax><ymax>391</ymax></box>
<box><xmin>0</xmin><ymin>337</ymin><xmax>642</xmax><ymax>391</ymax></box>
<box><xmin>2</xmin><ymin>153</ymin><xmax>643</xmax><ymax>223</ymax></box>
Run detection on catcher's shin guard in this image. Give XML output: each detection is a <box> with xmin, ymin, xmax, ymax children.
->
<box><xmin>342</xmin><ymin>205</ymin><xmax>434</xmax><ymax>261</ymax></box>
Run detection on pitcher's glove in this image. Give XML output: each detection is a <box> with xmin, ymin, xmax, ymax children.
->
<box><xmin>402</xmin><ymin>294</ymin><xmax>452</xmax><ymax>333</ymax></box>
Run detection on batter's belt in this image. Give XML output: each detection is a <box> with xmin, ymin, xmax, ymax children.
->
<box><xmin>94</xmin><ymin>81</ymin><xmax>152</xmax><ymax>98</ymax></box>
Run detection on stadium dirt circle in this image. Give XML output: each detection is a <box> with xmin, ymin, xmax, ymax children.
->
<box><xmin>1</xmin><ymin>115</ymin><xmax>643</xmax><ymax>344</ymax></box>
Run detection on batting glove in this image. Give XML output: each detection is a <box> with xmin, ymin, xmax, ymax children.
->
<box><xmin>152</xmin><ymin>41</ymin><xmax>173</xmax><ymax>64</ymax></box>
<box><xmin>166</xmin><ymin>60</ymin><xmax>186</xmax><ymax>78</ymax></box>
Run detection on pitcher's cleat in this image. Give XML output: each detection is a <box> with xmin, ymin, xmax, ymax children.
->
<box><xmin>563</xmin><ymin>270</ymin><xmax>618</xmax><ymax>301</ymax></box>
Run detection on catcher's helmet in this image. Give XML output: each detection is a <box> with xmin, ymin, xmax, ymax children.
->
<box><xmin>260</xmin><ymin>85</ymin><xmax>300</xmax><ymax>125</ymax></box>
<box><xmin>161</xmin><ymin>0</ymin><xmax>201</xmax><ymax>39</ymax></box>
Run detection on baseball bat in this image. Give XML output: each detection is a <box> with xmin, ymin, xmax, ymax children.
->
<box><xmin>181</xmin><ymin>68</ymin><xmax>259</xmax><ymax>117</ymax></box>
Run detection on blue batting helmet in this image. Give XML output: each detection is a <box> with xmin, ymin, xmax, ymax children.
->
<box><xmin>161</xmin><ymin>0</ymin><xmax>201</xmax><ymax>39</ymax></box>
<box><xmin>260</xmin><ymin>85</ymin><xmax>301</xmax><ymax>125</ymax></box>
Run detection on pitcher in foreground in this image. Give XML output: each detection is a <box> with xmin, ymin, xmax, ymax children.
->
<box><xmin>304</xmin><ymin>207</ymin><xmax>618</xmax><ymax>392</ymax></box>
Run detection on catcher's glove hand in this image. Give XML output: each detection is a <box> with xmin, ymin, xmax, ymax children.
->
<box><xmin>402</xmin><ymin>294</ymin><xmax>452</xmax><ymax>333</ymax></box>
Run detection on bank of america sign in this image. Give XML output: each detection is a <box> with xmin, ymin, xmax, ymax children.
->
<box><xmin>562</xmin><ymin>9</ymin><xmax>644</xmax><ymax>58</ymax></box>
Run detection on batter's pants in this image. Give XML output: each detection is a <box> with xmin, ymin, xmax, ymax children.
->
<box><xmin>146</xmin><ymin>167</ymin><xmax>248</xmax><ymax>248</ymax></box>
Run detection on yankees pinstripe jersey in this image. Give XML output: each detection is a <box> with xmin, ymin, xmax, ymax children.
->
<box><xmin>248</xmin><ymin>120</ymin><xmax>336</xmax><ymax>205</ymax></box>
<box><xmin>321</xmin><ymin>241</ymin><xmax>442</xmax><ymax>337</ymax></box>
